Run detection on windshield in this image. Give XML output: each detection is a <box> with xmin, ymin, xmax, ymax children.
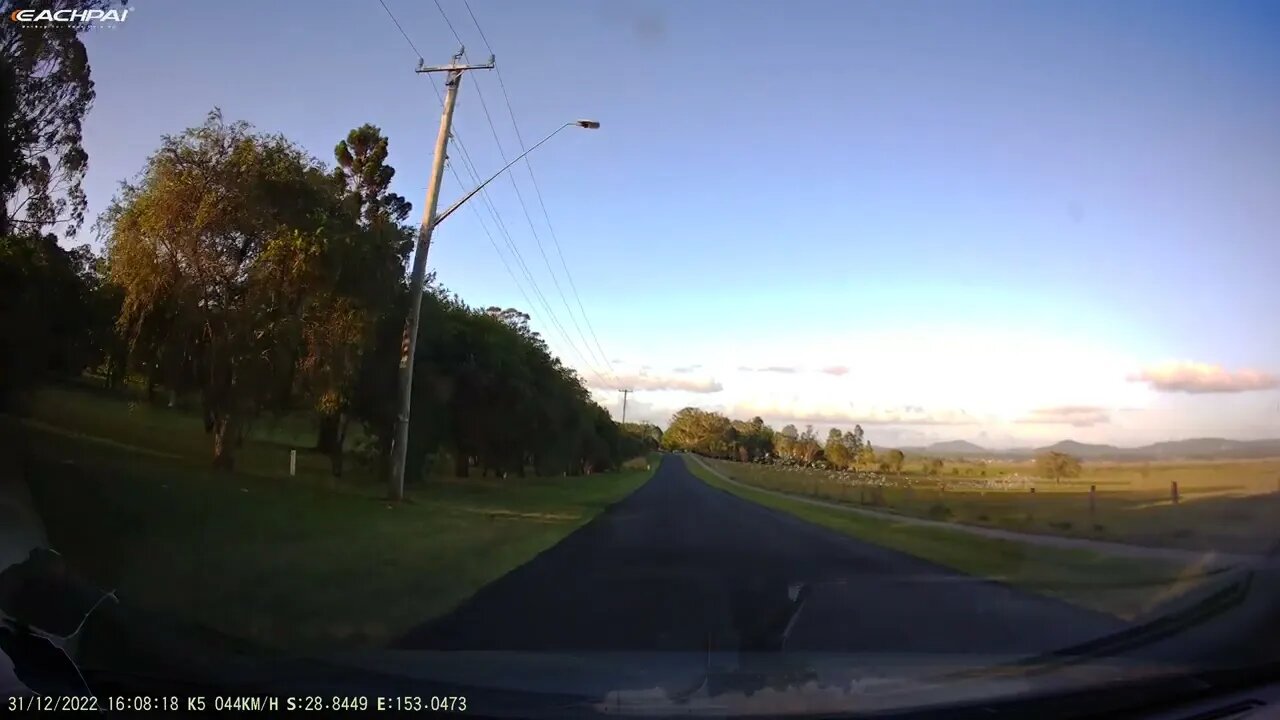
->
<box><xmin>3</xmin><ymin>0</ymin><xmax>1279</xmax><ymax>717</ymax></box>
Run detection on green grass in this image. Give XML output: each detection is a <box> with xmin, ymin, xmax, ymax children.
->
<box><xmin>6</xmin><ymin>384</ymin><xmax>655</xmax><ymax>654</ymax></box>
<box><xmin>21</xmin><ymin>383</ymin><xmax>375</xmax><ymax>483</ymax></box>
<box><xmin>683</xmin><ymin>457</ymin><xmax>1214</xmax><ymax>621</ymax></box>
<box><xmin>706</xmin><ymin>458</ymin><xmax>1280</xmax><ymax>555</ymax></box>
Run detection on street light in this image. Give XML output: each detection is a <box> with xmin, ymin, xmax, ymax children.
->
<box><xmin>388</xmin><ymin>119</ymin><xmax>600</xmax><ymax>498</ymax></box>
<box><xmin>432</xmin><ymin>120</ymin><xmax>601</xmax><ymax>228</ymax></box>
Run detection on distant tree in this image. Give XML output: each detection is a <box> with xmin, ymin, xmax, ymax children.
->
<box><xmin>1035</xmin><ymin>451</ymin><xmax>1082</xmax><ymax>483</ymax></box>
<box><xmin>885</xmin><ymin>448</ymin><xmax>906</xmax><ymax>474</ymax></box>
<box><xmin>662</xmin><ymin>407</ymin><xmax>732</xmax><ymax>457</ymax></box>
<box><xmin>796</xmin><ymin>425</ymin><xmax>821</xmax><ymax>464</ymax></box>
<box><xmin>779</xmin><ymin>424</ymin><xmax>799</xmax><ymax>439</ymax></box>
<box><xmin>773</xmin><ymin>433</ymin><xmax>794</xmax><ymax>461</ymax></box>
<box><xmin>824</xmin><ymin>430</ymin><xmax>852</xmax><ymax>469</ymax></box>
<box><xmin>843</xmin><ymin>424</ymin><xmax>866</xmax><ymax>460</ymax></box>
<box><xmin>924</xmin><ymin>457</ymin><xmax>944</xmax><ymax>476</ymax></box>
<box><xmin>857</xmin><ymin>441</ymin><xmax>877</xmax><ymax>469</ymax></box>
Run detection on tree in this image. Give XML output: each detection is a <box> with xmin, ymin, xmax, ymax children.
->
<box><xmin>885</xmin><ymin>448</ymin><xmax>906</xmax><ymax>474</ymax></box>
<box><xmin>398</xmin><ymin>288</ymin><xmax>625</xmax><ymax>481</ymax></box>
<box><xmin>1035</xmin><ymin>451</ymin><xmax>1082</xmax><ymax>483</ymax></box>
<box><xmin>104</xmin><ymin>110</ymin><xmax>350</xmax><ymax>470</ymax></box>
<box><xmin>1</xmin><ymin>0</ymin><xmax>114</xmax><ymax>237</ymax></box>
<box><xmin>662</xmin><ymin>407</ymin><xmax>732</xmax><ymax>457</ymax></box>
<box><xmin>773</xmin><ymin>432</ymin><xmax>794</xmax><ymax>461</ymax></box>
<box><xmin>310</xmin><ymin>124</ymin><xmax>414</xmax><ymax>469</ymax></box>
<box><xmin>842</xmin><ymin>424</ymin><xmax>865</xmax><ymax>460</ymax></box>
<box><xmin>824</xmin><ymin>430</ymin><xmax>852</xmax><ymax>469</ymax></box>
<box><xmin>728</xmin><ymin>418</ymin><xmax>773</xmax><ymax>462</ymax></box>
<box><xmin>857</xmin><ymin>441</ymin><xmax>877</xmax><ymax>470</ymax></box>
<box><xmin>924</xmin><ymin>457</ymin><xmax>944</xmax><ymax>475</ymax></box>
<box><xmin>0</xmin><ymin>232</ymin><xmax>103</xmax><ymax>407</ymax></box>
<box><xmin>333</xmin><ymin>124</ymin><xmax>411</xmax><ymax>228</ymax></box>
<box><xmin>791</xmin><ymin>425</ymin><xmax>821</xmax><ymax>465</ymax></box>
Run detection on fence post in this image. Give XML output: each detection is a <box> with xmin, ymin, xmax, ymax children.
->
<box><xmin>289</xmin><ymin>449</ymin><xmax>297</xmax><ymax>477</ymax></box>
<box><xmin>1171</xmin><ymin>480</ymin><xmax>1179</xmax><ymax>505</ymax></box>
<box><xmin>1089</xmin><ymin>484</ymin><xmax>1096</xmax><ymax>519</ymax></box>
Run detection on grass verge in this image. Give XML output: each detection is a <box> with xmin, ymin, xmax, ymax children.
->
<box><xmin>683</xmin><ymin>456</ymin><xmax>1213</xmax><ymax>621</ymax></box>
<box><xmin>704</xmin><ymin>457</ymin><xmax>1280</xmax><ymax>555</ymax></box>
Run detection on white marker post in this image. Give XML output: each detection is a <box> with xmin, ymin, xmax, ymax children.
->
<box><xmin>290</xmin><ymin>450</ymin><xmax>297</xmax><ymax>477</ymax></box>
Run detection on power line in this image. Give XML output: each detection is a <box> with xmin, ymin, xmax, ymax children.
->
<box><xmin>377</xmin><ymin>0</ymin><xmax>424</xmax><ymax>62</ymax></box>
<box><xmin>432</xmin><ymin>0</ymin><xmax>466</xmax><ymax>48</ymax></box>
<box><xmin>437</xmin><ymin>0</ymin><xmax>615</xmax><ymax>382</ymax></box>
<box><xmin>377</xmin><ymin>0</ymin><xmax>614</xmax><ymax>389</ymax></box>
<box><xmin>446</xmin><ymin>164</ymin><xmax>539</xmax><ymax>317</ymax></box>
<box><xmin>464</xmin><ymin>73</ymin><xmax>616</xmax><ymax>379</ymax></box>
<box><xmin>420</xmin><ymin>72</ymin><xmax>614</xmax><ymax>390</ymax></box>
<box><xmin>462</xmin><ymin>0</ymin><xmax>619</xmax><ymax>379</ymax></box>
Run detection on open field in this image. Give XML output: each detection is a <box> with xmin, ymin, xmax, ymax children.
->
<box><xmin>682</xmin><ymin>457</ymin><xmax>1215</xmax><ymax>621</ymax></box>
<box><xmin>4</xmin><ymin>384</ymin><xmax>654</xmax><ymax>654</ymax></box>
<box><xmin>702</xmin><ymin>456</ymin><xmax>1280</xmax><ymax>555</ymax></box>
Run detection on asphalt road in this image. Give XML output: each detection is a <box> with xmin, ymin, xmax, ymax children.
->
<box><xmin>397</xmin><ymin>455</ymin><xmax>1126</xmax><ymax>656</ymax></box>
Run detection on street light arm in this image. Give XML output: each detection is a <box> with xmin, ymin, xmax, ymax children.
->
<box><xmin>433</xmin><ymin>121</ymin><xmax>580</xmax><ymax>228</ymax></box>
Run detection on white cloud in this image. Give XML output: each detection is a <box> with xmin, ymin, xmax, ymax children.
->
<box><xmin>726</xmin><ymin>401</ymin><xmax>979</xmax><ymax>427</ymax></box>
<box><xmin>1129</xmin><ymin>361</ymin><xmax>1279</xmax><ymax>394</ymax></box>
<box><xmin>588</xmin><ymin>371</ymin><xmax>723</xmax><ymax>394</ymax></box>
<box><xmin>1016</xmin><ymin>405</ymin><xmax>1111</xmax><ymax>427</ymax></box>
<box><xmin>819</xmin><ymin>366</ymin><xmax>849</xmax><ymax>376</ymax></box>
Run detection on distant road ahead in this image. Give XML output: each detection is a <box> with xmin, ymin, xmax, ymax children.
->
<box><xmin>398</xmin><ymin>455</ymin><xmax>1125</xmax><ymax>655</ymax></box>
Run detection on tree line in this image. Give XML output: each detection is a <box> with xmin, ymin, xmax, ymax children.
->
<box><xmin>1</xmin><ymin>10</ymin><xmax>640</xmax><ymax>481</ymax></box>
<box><xmin>659</xmin><ymin>408</ymin><xmax>907</xmax><ymax>473</ymax></box>
<box><xmin>660</xmin><ymin>407</ymin><xmax>1084</xmax><ymax>481</ymax></box>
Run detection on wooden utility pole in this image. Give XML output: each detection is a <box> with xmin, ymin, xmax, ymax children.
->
<box><xmin>388</xmin><ymin>48</ymin><xmax>494</xmax><ymax>501</ymax></box>
<box><xmin>620</xmin><ymin>388</ymin><xmax>632</xmax><ymax>425</ymax></box>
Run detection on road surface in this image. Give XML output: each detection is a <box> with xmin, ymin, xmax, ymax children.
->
<box><xmin>398</xmin><ymin>455</ymin><xmax>1126</xmax><ymax>655</ymax></box>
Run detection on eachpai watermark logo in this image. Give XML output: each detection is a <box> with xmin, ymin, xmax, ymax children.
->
<box><xmin>8</xmin><ymin>7</ymin><xmax>131</xmax><ymax>28</ymax></box>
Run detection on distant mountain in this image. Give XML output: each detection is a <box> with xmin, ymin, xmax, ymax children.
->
<box><xmin>1035</xmin><ymin>440</ymin><xmax>1126</xmax><ymax>459</ymax></box>
<box><xmin>897</xmin><ymin>440</ymin><xmax>989</xmax><ymax>458</ymax></box>
<box><xmin>1136</xmin><ymin>438</ymin><xmax>1280</xmax><ymax>460</ymax></box>
<box><xmin>895</xmin><ymin>437</ymin><xmax>1280</xmax><ymax>461</ymax></box>
<box><xmin>926</xmin><ymin>440</ymin><xmax>987</xmax><ymax>454</ymax></box>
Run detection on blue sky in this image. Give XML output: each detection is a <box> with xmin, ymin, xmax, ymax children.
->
<box><xmin>76</xmin><ymin>0</ymin><xmax>1280</xmax><ymax>446</ymax></box>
